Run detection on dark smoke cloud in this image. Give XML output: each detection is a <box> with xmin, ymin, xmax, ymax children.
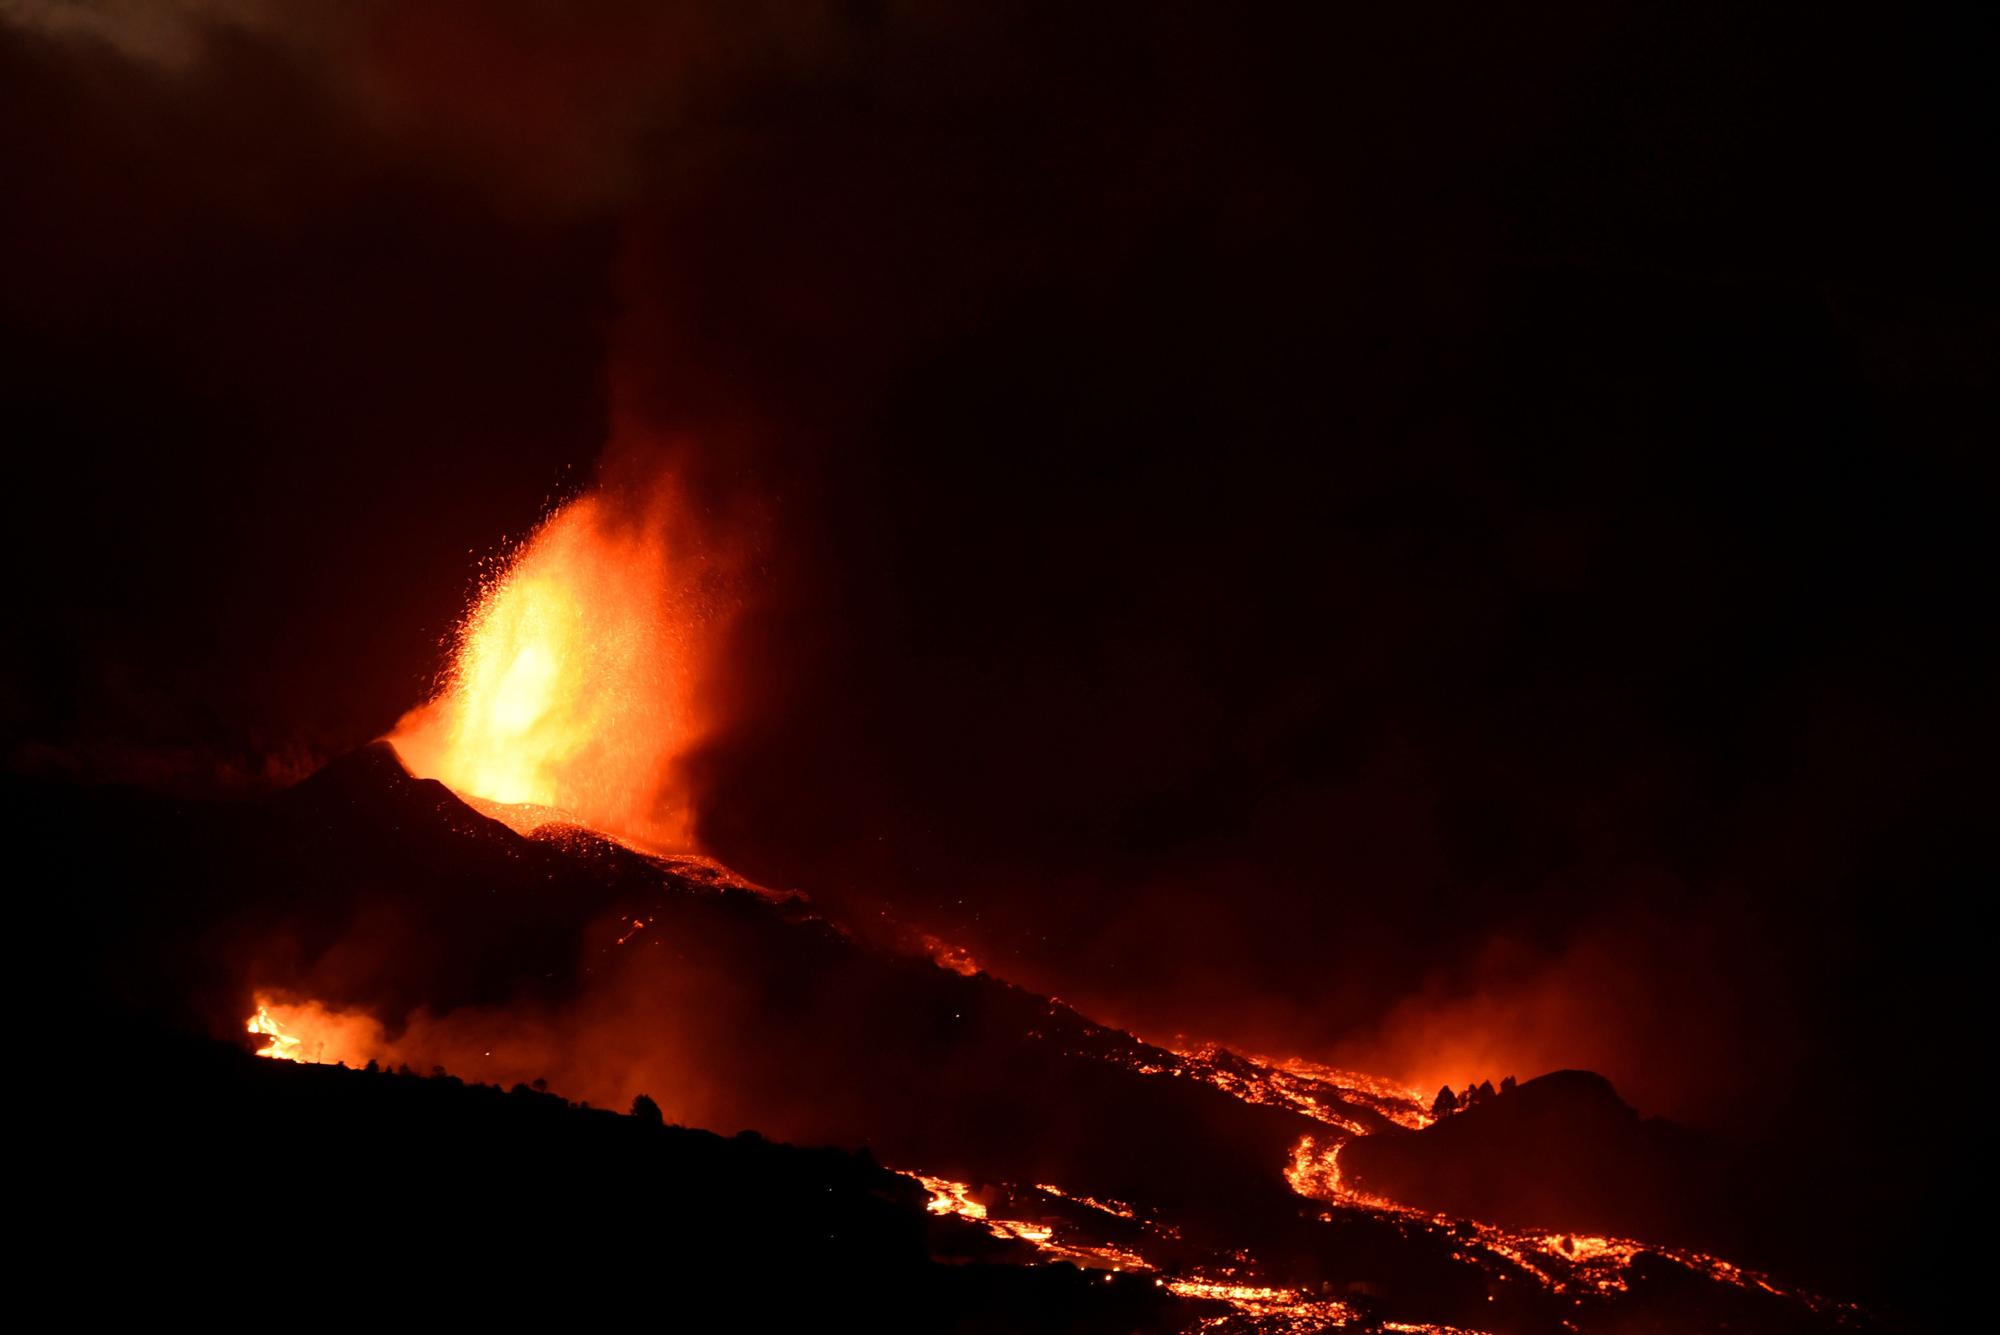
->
<box><xmin>4</xmin><ymin>0</ymin><xmax>1989</xmax><ymax>1185</ymax></box>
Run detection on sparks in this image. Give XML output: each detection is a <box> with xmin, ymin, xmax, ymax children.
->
<box><xmin>389</xmin><ymin>489</ymin><xmax>711</xmax><ymax>849</ymax></box>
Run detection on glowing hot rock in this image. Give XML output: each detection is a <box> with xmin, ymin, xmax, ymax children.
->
<box><xmin>390</xmin><ymin>491</ymin><xmax>706</xmax><ymax>848</ymax></box>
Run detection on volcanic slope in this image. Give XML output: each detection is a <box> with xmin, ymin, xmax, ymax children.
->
<box><xmin>52</xmin><ymin>745</ymin><xmax>1890</xmax><ymax>1335</ymax></box>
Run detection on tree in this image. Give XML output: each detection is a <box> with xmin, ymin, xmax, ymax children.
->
<box><xmin>631</xmin><ymin>1093</ymin><xmax>664</xmax><ymax>1127</ymax></box>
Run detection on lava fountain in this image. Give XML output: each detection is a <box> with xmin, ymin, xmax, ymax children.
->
<box><xmin>390</xmin><ymin>486</ymin><xmax>715</xmax><ymax>848</ymax></box>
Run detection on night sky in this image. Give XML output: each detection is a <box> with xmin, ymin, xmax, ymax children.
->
<box><xmin>4</xmin><ymin>0</ymin><xmax>1989</xmax><ymax>1203</ymax></box>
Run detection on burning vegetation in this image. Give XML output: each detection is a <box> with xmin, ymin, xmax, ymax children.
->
<box><xmin>245</xmin><ymin>996</ymin><xmax>385</xmax><ymax>1067</ymax></box>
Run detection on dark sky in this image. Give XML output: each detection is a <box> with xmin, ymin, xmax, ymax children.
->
<box><xmin>3</xmin><ymin>1</ymin><xmax>1990</xmax><ymax>1157</ymax></box>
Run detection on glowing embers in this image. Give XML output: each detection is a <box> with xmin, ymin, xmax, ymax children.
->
<box><xmin>390</xmin><ymin>489</ymin><xmax>710</xmax><ymax>849</ymax></box>
<box><xmin>244</xmin><ymin>995</ymin><xmax>386</xmax><ymax>1067</ymax></box>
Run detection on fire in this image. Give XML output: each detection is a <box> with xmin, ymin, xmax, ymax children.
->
<box><xmin>245</xmin><ymin>995</ymin><xmax>386</xmax><ymax>1067</ymax></box>
<box><xmin>246</xmin><ymin>1004</ymin><xmax>303</xmax><ymax>1061</ymax></box>
<box><xmin>390</xmin><ymin>488</ymin><xmax>711</xmax><ymax>848</ymax></box>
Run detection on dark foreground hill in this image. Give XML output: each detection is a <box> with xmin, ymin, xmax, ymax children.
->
<box><xmin>65</xmin><ymin>1025</ymin><xmax>1180</xmax><ymax>1331</ymax></box>
<box><xmin>61</xmin><ymin>744</ymin><xmax>1377</xmax><ymax>1238</ymax></box>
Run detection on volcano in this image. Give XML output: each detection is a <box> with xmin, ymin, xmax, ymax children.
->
<box><xmin>9</xmin><ymin>4</ymin><xmax>1982</xmax><ymax>1330</ymax></box>
<box><xmin>42</xmin><ymin>745</ymin><xmax>1892</xmax><ymax>1333</ymax></box>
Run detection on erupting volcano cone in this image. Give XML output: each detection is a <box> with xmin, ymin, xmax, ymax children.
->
<box><xmin>390</xmin><ymin>490</ymin><xmax>709</xmax><ymax>848</ymax></box>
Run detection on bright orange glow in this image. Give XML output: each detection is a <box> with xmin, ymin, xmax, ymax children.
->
<box><xmin>390</xmin><ymin>489</ymin><xmax>711</xmax><ymax>848</ymax></box>
<box><xmin>919</xmin><ymin>932</ymin><xmax>982</xmax><ymax>977</ymax></box>
<box><xmin>916</xmin><ymin>1174</ymin><xmax>989</xmax><ymax>1222</ymax></box>
<box><xmin>246</xmin><ymin>995</ymin><xmax>386</xmax><ymax>1067</ymax></box>
<box><xmin>909</xmin><ymin>1174</ymin><xmax>1153</xmax><ymax>1270</ymax></box>
<box><xmin>246</xmin><ymin>1004</ymin><xmax>303</xmax><ymax>1061</ymax></box>
<box><xmin>1164</xmin><ymin>1278</ymin><xmax>1360</xmax><ymax>1331</ymax></box>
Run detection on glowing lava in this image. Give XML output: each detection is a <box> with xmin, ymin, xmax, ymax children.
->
<box><xmin>911</xmin><ymin>1174</ymin><xmax>1156</xmax><ymax>1271</ymax></box>
<box><xmin>1280</xmin><ymin>1128</ymin><xmax>1831</xmax><ymax>1311</ymax></box>
<box><xmin>390</xmin><ymin>490</ymin><xmax>711</xmax><ymax>848</ymax></box>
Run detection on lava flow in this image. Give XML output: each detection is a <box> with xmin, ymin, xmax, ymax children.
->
<box><xmin>252</xmin><ymin>488</ymin><xmax>1867</xmax><ymax>1335</ymax></box>
<box><xmin>389</xmin><ymin>487</ymin><xmax>713</xmax><ymax>849</ymax></box>
<box><xmin>904</xmin><ymin>1038</ymin><xmax>1858</xmax><ymax>1331</ymax></box>
<box><xmin>1277</xmin><ymin>1121</ymin><xmax>1840</xmax><ymax>1317</ymax></box>
<box><xmin>240</xmin><ymin>943</ymin><xmax>1862</xmax><ymax>1334</ymax></box>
